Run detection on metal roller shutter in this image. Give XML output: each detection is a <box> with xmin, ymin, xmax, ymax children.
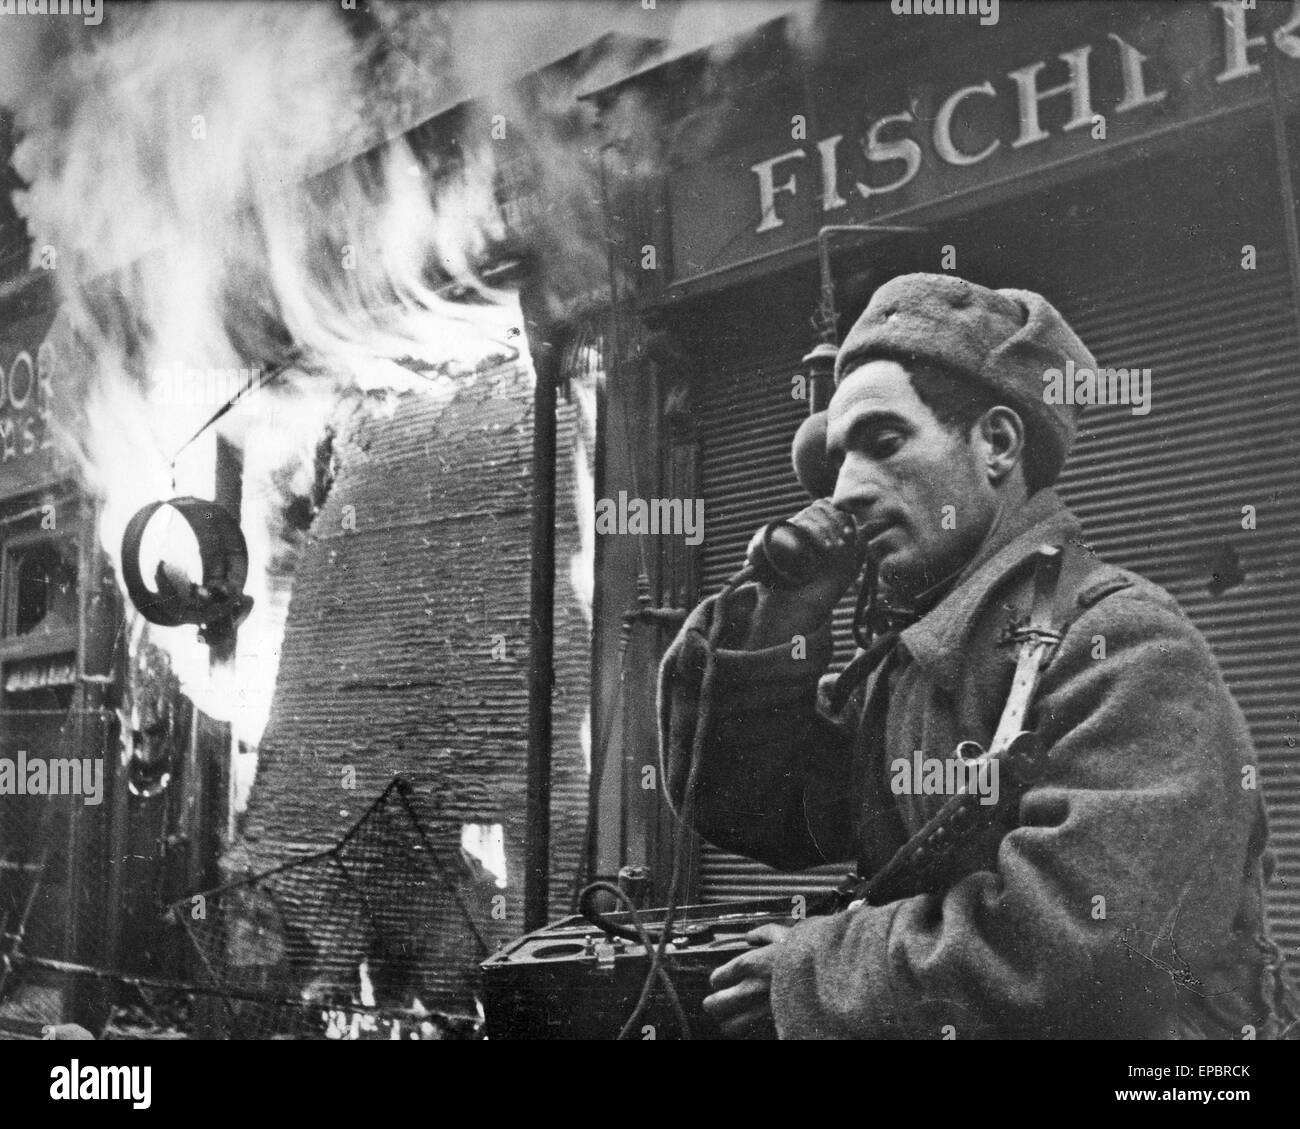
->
<box><xmin>694</xmin><ymin>254</ymin><xmax>1300</xmax><ymax>974</ymax></box>
<box><xmin>697</xmin><ymin>349</ymin><xmax>863</xmax><ymax>901</ymax></box>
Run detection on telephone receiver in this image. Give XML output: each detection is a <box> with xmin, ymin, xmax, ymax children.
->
<box><xmin>745</xmin><ymin>407</ymin><xmax>844</xmax><ymax>589</ymax></box>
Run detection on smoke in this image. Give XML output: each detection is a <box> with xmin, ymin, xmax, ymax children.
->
<box><xmin>360</xmin><ymin>0</ymin><xmax>819</xmax><ymax>317</ymax></box>
<box><xmin>3</xmin><ymin>1</ymin><xmax>518</xmax><ymax>742</ymax></box>
<box><xmin>0</xmin><ymin>0</ymin><xmax>816</xmax><ymax>745</ymax></box>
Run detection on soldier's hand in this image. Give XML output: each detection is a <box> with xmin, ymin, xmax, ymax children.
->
<box><xmin>702</xmin><ymin>922</ymin><xmax>794</xmax><ymax>1039</ymax></box>
<box><xmin>745</xmin><ymin>499</ymin><xmax>865</xmax><ymax>644</ymax></box>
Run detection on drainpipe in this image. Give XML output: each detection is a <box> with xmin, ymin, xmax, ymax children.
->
<box><xmin>519</xmin><ymin>277</ymin><xmax>565</xmax><ymax>932</ymax></box>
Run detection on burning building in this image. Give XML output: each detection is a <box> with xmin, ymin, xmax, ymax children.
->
<box><xmin>0</xmin><ymin>1</ymin><xmax>643</xmax><ymax>1037</ymax></box>
<box><xmin>3</xmin><ymin>0</ymin><xmax>1295</xmax><ymax>1045</ymax></box>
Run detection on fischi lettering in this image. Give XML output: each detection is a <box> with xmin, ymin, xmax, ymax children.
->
<box><xmin>746</xmin><ymin>11</ymin><xmax>1295</xmax><ymax>237</ymax></box>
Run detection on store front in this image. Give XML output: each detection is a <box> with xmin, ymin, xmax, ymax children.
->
<box><xmin>588</xmin><ymin>1</ymin><xmax>1300</xmax><ymax>975</ymax></box>
<box><xmin>0</xmin><ymin>277</ymin><xmax>117</xmax><ymax>1026</ymax></box>
<box><xmin>0</xmin><ymin>274</ymin><xmax>233</xmax><ymax>1032</ymax></box>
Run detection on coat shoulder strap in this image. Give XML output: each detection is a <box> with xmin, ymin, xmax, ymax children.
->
<box><xmin>987</xmin><ymin>543</ymin><xmax>1065</xmax><ymax>758</ymax></box>
<box><xmin>990</xmin><ymin>537</ymin><xmax>1125</xmax><ymax>760</ymax></box>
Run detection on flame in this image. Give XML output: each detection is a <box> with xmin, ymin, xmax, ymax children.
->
<box><xmin>2</xmin><ymin>0</ymin><xmax>817</xmax><ymax>752</ymax></box>
<box><xmin>6</xmin><ymin>2</ymin><xmax>517</xmax><ymax>745</ymax></box>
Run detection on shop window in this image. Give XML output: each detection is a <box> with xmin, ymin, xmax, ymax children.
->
<box><xmin>3</xmin><ymin>536</ymin><xmax>77</xmax><ymax>640</ymax></box>
<box><xmin>2</xmin><ymin>654</ymin><xmax>77</xmax><ymax>713</ymax></box>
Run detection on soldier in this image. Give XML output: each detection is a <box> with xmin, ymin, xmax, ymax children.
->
<box><xmin>658</xmin><ymin>273</ymin><xmax>1293</xmax><ymax>1039</ymax></box>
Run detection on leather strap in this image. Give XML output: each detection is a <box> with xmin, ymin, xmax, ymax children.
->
<box><xmin>988</xmin><ymin>542</ymin><xmax>1065</xmax><ymax>759</ymax></box>
<box><xmin>835</xmin><ymin>541</ymin><xmax>1070</xmax><ymax>910</ymax></box>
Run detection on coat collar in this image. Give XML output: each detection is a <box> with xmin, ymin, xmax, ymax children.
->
<box><xmin>896</xmin><ymin>488</ymin><xmax>1082</xmax><ymax>685</ymax></box>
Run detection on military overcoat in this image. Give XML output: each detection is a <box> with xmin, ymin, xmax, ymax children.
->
<box><xmin>659</xmin><ymin>489</ymin><xmax>1286</xmax><ymax>1038</ymax></box>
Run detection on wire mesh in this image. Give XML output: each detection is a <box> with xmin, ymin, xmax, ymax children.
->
<box><xmin>169</xmin><ymin>776</ymin><xmax>489</xmax><ymax>1039</ymax></box>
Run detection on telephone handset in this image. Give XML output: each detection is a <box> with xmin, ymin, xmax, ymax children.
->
<box><xmin>745</xmin><ymin>518</ymin><xmax>828</xmax><ymax>590</ymax></box>
<box><xmin>744</xmin><ymin>401</ymin><xmax>844</xmax><ymax>589</ymax></box>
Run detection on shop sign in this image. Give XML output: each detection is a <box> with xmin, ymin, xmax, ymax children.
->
<box><xmin>0</xmin><ymin>305</ymin><xmax>64</xmax><ymax>496</ymax></box>
<box><xmin>669</xmin><ymin>3</ymin><xmax>1300</xmax><ymax>284</ymax></box>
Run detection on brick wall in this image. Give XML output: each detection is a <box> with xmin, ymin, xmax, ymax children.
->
<box><xmin>229</xmin><ymin>357</ymin><xmax>590</xmax><ymax>1013</ymax></box>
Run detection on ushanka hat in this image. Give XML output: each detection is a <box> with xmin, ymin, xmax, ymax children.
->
<box><xmin>834</xmin><ymin>273</ymin><xmax>1096</xmax><ymax>484</ymax></box>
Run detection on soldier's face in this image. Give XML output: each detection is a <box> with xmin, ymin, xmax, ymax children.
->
<box><xmin>825</xmin><ymin>359</ymin><xmax>1000</xmax><ymax>595</ymax></box>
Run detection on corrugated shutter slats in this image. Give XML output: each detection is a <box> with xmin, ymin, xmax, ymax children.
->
<box><xmin>694</xmin><ymin>255</ymin><xmax>1300</xmax><ymax>969</ymax></box>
